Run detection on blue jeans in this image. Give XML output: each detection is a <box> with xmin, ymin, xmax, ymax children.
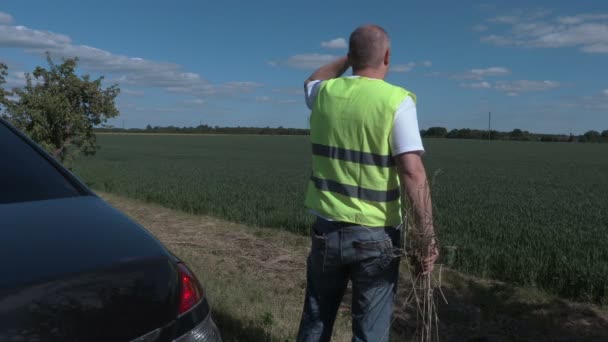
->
<box><xmin>297</xmin><ymin>218</ymin><xmax>402</xmax><ymax>342</ymax></box>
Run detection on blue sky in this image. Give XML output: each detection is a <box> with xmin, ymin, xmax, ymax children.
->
<box><xmin>1</xmin><ymin>0</ymin><xmax>607</xmax><ymax>134</ymax></box>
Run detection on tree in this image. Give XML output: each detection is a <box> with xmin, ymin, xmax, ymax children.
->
<box><xmin>582</xmin><ymin>130</ymin><xmax>601</xmax><ymax>143</ymax></box>
<box><xmin>424</xmin><ymin>126</ymin><xmax>448</xmax><ymax>138</ymax></box>
<box><xmin>568</xmin><ymin>133</ymin><xmax>575</xmax><ymax>142</ymax></box>
<box><xmin>508</xmin><ymin>128</ymin><xmax>528</xmax><ymax>141</ymax></box>
<box><xmin>602</xmin><ymin>130</ymin><xmax>608</xmax><ymax>138</ymax></box>
<box><xmin>510</xmin><ymin>128</ymin><xmax>523</xmax><ymax>137</ymax></box>
<box><xmin>4</xmin><ymin>55</ymin><xmax>120</xmax><ymax>164</ymax></box>
<box><xmin>0</xmin><ymin>63</ymin><xmax>8</xmax><ymax>107</ymax></box>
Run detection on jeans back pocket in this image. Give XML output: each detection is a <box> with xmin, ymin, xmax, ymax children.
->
<box><xmin>353</xmin><ymin>238</ymin><xmax>395</xmax><ymax>277</ymax></box>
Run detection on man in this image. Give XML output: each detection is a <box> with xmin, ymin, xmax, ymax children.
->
<box><xmin>297</xmin><ymin>24</ymin><xmax>438</xmax><ymax>342</ymax></box>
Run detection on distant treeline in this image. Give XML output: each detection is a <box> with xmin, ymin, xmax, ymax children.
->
<box><xmin>96</xmin><ymin>124</ymin><xmax>310</xmax><ymax>135</ymax></box>
<box><xmin>421</xmin><ymin>127</ymin><xmax>608</xmax><ymax>143</ymax></box>
<box><xmin>96</xmin><ymin>124</ymin><xmax>608</xmax><ymax>143</ymax></box>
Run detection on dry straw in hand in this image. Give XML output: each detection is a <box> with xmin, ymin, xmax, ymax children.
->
<box><xmin>396</xmin><ymin>170</ymin><xmax>447</xmax><ymax>342</ymax></box>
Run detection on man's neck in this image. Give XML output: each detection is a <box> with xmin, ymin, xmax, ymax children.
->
<box><xmin>352</xmin><ymin>68</ymin><xmax>386</xmax><ymax>80</ymax></box>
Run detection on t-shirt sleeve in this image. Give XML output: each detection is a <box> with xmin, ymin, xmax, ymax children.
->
<box><xmin>305</xmin><ymin>80</ymin><xmax>323</xmax><ymax>110</ymax></box>
<box><xmin>390</xmin><ymin>96</ymin><xmax>425</xmax><ymax>156</ymax></box>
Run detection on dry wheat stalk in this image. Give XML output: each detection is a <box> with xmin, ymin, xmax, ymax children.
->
<box><xmin>396</xmin><ymin>169</ymin><xmax>446</xmax><ymax>342</ymax></box>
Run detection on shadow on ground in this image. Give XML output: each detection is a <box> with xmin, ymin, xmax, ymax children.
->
<box><xmin>392</xmin><ymin>270</ymin><xmax>608</xmax><ymax>342</ymax></box>
<box><xmin>213</xmin><ymin>308</ymin><xmax>276</xmax><ymax>342</ymax></box>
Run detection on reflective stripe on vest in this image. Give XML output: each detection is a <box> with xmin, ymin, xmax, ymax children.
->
<box><xmin>310</xmin><ymin>176</ymin><xmax>401</xmax><ymax>202</ymax></box>
<box><xmin>311</xmin><ymin>143</ymin><xmax>395</xmax><ymax>167</ymax></box>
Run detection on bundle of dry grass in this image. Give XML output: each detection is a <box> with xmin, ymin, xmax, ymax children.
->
<box><xmin>398</xmin><ymin>170</ymin><xmax>447</xmax><ymax>342</ymax></box>
<box><xmin>402</xmin><ymin>226</ymin><xmax>446</xmax><ymax>342</ymax></box>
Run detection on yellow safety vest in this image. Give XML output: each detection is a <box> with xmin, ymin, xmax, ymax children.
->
<box><xmin>305</xmin><ymin>77</ymin><xmax>416</xmax><ymax>227</ymax></box>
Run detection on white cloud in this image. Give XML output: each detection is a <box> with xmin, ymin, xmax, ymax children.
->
<box><xmin>122</xmin><ymin>89</ymin><xmax>145</xmax><ymax>97</ymax></box>
<box><xmin>133</xmin><ymin>106</ymin><xmax>183</xmax><ymax>113</ymax></box>
<box><xmin>0</xmin><ymin>25</ymin><xmax>71</xmax><ymax>48</ymax></box>
<box><xmin>392</xmin><ymin>62</ymin><xmax>415</xmax><ymax>73</ymax></box>
<box><xmin>460</xmin><ymin>79</ymin><xmax>560</xmax><ymax>94</ymax></box>
<box><xmin>421</xmin><ymin>60</ymin><xmax>432</xmax><ymax>67</ymax></box>
<box><xmin>580</xmin><ymin>42</ymin><xmax>608</xmax><ymax>54</ymax></box>
<box><xmin>0</xmin><ymin>12</ymin><xmax>13</xmax><ymax>25</ymax></box>
<box><xmin>472</xmin><ymin>24</ymin><xmax>488</xmax><ymax>32</ymax></box>
<box><xmin>254</xmin><ymin>95</ymin><xmax>298</xmax><ymax>105</ymax></box>
<box><xmin>480</xmin><ymin>34</ymin><xmax>515</xmax><ymax>46</ymax></box>
<box><xmin>284</xmin><ymin>54</ymin><xmax>338</xmax><ymax>70</ymax></box>
<box><xmin>556</xmin><ymin>14</ymin><xmax>608</xmax><ymax>25</ymax></box>
<box><xmin>460</xmin><ymin>81</ymin><xmax>492</xmax><ymax>89</ymax></box>
<box><xmin>424</xmin><ymin>71</ymin><xmax>442</xmax><ymax>77</ymax></box>
<box><xmin>321</xmin><ymin>37</ymin><xmax>347</xmax><ymax>49</ymax></box>
<box><xmin>255</xmin><ymin>96</ymin><xmax>272</xmax><ymax>103</ymax></box>
<box><xmin>277</xmin><ymin>99</ymin><xmax>298</xmax><ymax>104</ymax></box>
<box><xmin>489</xmin><ymin>15</ymin><xmax>521</xmax><ymax>24</ymax></box>
<box><xmin>532</xmin><ymin>23</ymin><xmax>608</xmax><ymax>49</ymax></box>
<box><xmin>118</xmin><ymin>103</ymin><xmax>135</xmax><ymax>110</ymax></box>
<box><xmin>11</xmin><ymin>71</ymin><xmax>27</xmax><ymax>81</ymax></box>
<box><xmin>565</xmin><ymin>90</ymin><xmax>608</xmax><ymax>111</ymax></box>
<box><xmin>0</xmin><ymin>13</ymin><xmax>260</xmax><ymax>97</ymax></box>
<box><xmin>182</xmin><ymin>99</ymin><xmax>205</xmax><ymax>105</ymax></box>
<box><xmin>223</xmin><ymin>81</ymin><xmax>262</xmax><ymax>91</ymax></box>
<box><xmin>452</xmin><ymin>67</ymin><xmax>510</xmax><ymax>80</ymax></box>
<box><xmin>494</xmin><ymin>80</ymin><xmax>560</xmax><ymax>92</ymax></box>
<box><xmin>481</xmin><ymin>11</ymin><xmax>608</xmax><ymax>54</ymax></box>
<box><xmin>165</xmin><ymin>80</ymin><xmax>262</xmax><ymax>97</ymax></box>
<box><xmin>3</xmin><ymin>71</ymin><xmax>41</xmax><ymax>88</ymax></box>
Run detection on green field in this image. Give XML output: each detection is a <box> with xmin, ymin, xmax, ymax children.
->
<box><xmin>73</xmin><ymin>134</ymin><xmax>608</xmax><ymax>303</ymax></box>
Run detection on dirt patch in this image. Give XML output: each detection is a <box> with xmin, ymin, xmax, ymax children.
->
<box><xmin>101</xmin><ymin>192</ymin><xmax>608</xmax><ymax>342</ymax></box>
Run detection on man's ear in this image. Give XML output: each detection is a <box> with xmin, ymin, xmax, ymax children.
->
<box><xmin>384</xmin><ymin>48</ymin><xmax>391</xmax><ymax>66</ymax></box>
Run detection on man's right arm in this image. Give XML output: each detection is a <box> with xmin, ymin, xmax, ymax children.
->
<box><xmin>394</xmin><ymin>152</ymin><xmax>438</xmax><ymax>274</ymax></box>
<box><xmin>391</xmin><ymin>97</ymin><xmax>438</xmax><ymax>274</ymax></box>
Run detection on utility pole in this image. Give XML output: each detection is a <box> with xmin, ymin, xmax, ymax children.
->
<box><xmin>488</xmin><ymin>111</ymin><xmax>491</xmax><ymax>142</ymax></box>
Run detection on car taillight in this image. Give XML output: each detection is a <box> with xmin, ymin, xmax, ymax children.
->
<box><xmin>177</xmin><ymin>263</ymin><xmax>204</xmax><ymax>315</ymax></box>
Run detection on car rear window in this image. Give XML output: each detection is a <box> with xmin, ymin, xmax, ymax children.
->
<box><xmin>0</xmin><ymin>121</ymin><xmax>82</xmax><ymax>204</ymax></box>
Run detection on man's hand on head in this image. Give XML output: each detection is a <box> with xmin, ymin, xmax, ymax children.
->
<box><xmin>305</xmin><ymin>56</ymin><xmax>350</xmax><ymax>86</ymax></box>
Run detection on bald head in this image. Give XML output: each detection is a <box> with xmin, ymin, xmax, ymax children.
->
<box><xmin>348</xmin><ymin>25</ymin><xmax>390</xmax><ymax>72</ymax></box>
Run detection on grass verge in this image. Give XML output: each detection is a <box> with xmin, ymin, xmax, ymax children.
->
<box><xmin>100</xmin><ymin>192</ymin><xmax>608</xmax><ymax>341</ymax></box>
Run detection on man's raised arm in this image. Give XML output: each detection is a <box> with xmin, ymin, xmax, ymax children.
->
<box><xmin>304</xmin><ymin>56</ymin><xmax>350</xmax><ymax>86</ymax></box>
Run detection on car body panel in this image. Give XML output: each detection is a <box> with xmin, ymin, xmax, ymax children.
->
<box><xmin>0</xmin><ymin>118</ymin><xmax>221</xmax><ymax>341</ymax></box>
<box><xmin>0</xmin><ymin>196</ymin><xmax>181</xmax><ymax>341</ymax></box>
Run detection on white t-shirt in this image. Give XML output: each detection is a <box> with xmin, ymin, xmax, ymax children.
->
<box><xmin>305</xmin><ymin>77</ymin><xmax>424</xmax><ymax>156</ymax></box>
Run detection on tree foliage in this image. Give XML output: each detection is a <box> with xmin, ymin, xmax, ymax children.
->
<box><xmin>580</xmin><ymin>130</ymin><xmax>602</xmax><ymax>143</ymax></box>
<box><xmin>96</xmin><ymin>124</ymin><xmax>608</xmax><ymax>143</ymax></box>
<box><xmin>3</xmin><ymin>55</ymin><xmax>120</xmax><ymax>164</ymax></box>
<box><xmin>97</xmin><ymin>124</ymin><xmax>310</xmax><ymax>135</ymax></box>
<box><xmin>424</xmin><ymin>126</ymin><xmax>448</xmax><ymax>137</ymax></box>
<box><xmin>0</xmin><ymin>63</ymin><xmax>8</xmax><ymax>106</ymax></box>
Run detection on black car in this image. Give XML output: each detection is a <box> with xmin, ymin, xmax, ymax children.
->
<box><xmin>0</xmin><ymin>118</ymin><xmax>222</xmax><ymax>342</ymax></box>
